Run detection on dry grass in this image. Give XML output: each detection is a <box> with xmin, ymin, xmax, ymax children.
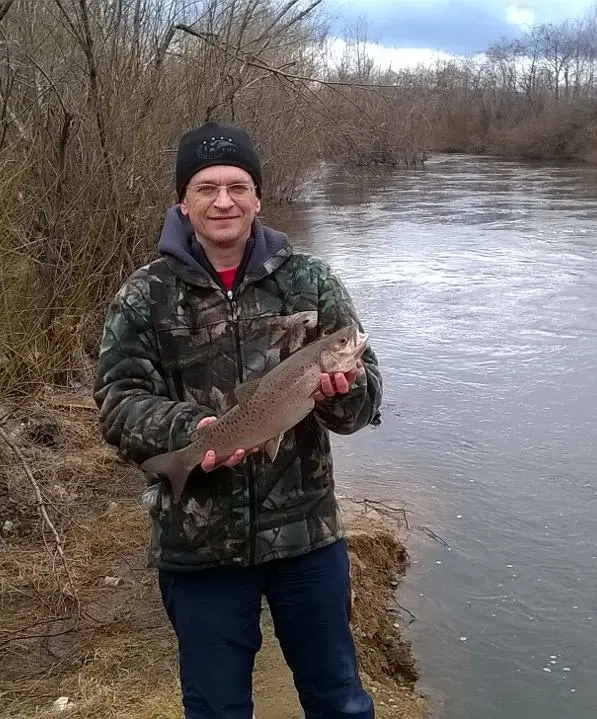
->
<box><xmin>1</xmin><ymin>630</ymin><xmax>182</xmax><ymax>719</ymax></box>
<box><xmin>0</xmin><ymin>397</ymin><xmax>422</xmax><ymax>719</ymax></box>
<box><xmin>0</xmin><ymin>396</ymin><xmax>179</xmax><ymax>718</ymax></box>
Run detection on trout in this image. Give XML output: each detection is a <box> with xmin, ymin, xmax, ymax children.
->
<box><xmin>142</xmin><ymin>325</ymin><xmax>369</xmax><ymax>502</ymax></box>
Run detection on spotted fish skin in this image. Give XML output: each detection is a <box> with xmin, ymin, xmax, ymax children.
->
<box><xmin>142</xmin><ymin>325</ymin><xmax>368</xmax><ymax>501</ymax></box>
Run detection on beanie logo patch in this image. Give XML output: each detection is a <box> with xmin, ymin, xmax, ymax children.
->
<box><xmin>196</xmin><ymin>136</ymin><xmax>238</xmax><ymax>161</ymax></box>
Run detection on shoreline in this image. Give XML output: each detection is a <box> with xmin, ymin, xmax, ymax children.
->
<box><xmin>426</xmin><ymin>147</ymin><xmax>597</xmax><ymax>166</ymax></box>
<box><xmin>0</xmin><ymin>394</ymin><xmax>424</xmax><ymax>718</ymax></box>
<box><xmin>252</xmin><ymin>498</ymin><xmax>425</xmax><ymax>719</ymax></box>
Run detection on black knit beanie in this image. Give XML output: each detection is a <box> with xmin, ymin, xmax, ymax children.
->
<box><xmin>175</xmin><ymin>122</ymin><xmax>262</xmax><ymax>201</ymax></box>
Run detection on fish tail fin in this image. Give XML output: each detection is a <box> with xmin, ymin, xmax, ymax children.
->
<box><xmin>142</xmin><ymin>451</ymin><xmax>198</xmax><ymax>503</ymax></box>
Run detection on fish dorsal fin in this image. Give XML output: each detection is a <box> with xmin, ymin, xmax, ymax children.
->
<box><xmin>234</xmin><ymin>378</ymin><xmax>261</xmax><ymax>405</ymax></box>
<box><xmin>263</xmin><ymin>434</ymin><xmax>283</xmax><ymax>462</ymax></box>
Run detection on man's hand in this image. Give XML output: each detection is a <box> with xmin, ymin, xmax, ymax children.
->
<box><xmin>197</xmin><ymin>416</ymin><xmax>259</xmax><ymax>472</ymax></box>
<box><xmin>312</xmin><ymin>363</ymin><xmax>362</xmax><ymax>402</ymax></box>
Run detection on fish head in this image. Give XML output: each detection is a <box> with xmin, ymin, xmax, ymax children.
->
<box><xmin>319</xmin><ymin>325</ymin><xmax>369</xmax><ymax>374</ymax></box>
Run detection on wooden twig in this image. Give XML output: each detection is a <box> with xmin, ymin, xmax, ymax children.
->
<box><xmin>349</xmin><ymin>496</ymin><xmax>411</xmax><ymax>531</ymax></box>
<box><xmin>10</xmin><ymin>42</ymin><xmax>69</xmax><ymax>115</ymax></box>
<box><xmin>174</xmin><ymin>21</ymin><xmax>383</xmax><ymax>127</ymax></box>
<box><xmin>249</xmin><ymin>0</ymin><xmax>323</xmax><ymax>50</ymax></box>
<box><xmin>0</xmin><ymin>425</ymin><xmax>80</xmax><ymax>616</ymax></box>
<box><xmin>417</xmin><ymin>525</ymin><xmax>451</xmax><ymax>549</ymax></box>
<box><xmin>0</xmin><ymin>614</ymin><xmax>75</xmax><ymax>647</ymax></box>
<box><xmin>0</xmin><ymin>0</ymin><xmax>16</xmax><ymax>25</ymax></box>
<box><xmin>174</xmin><ymin>23</ymin><xmax>400</xmax><ymax>89</ymax></box>
<box><xmin>0</xmin><ymin>623</ymin><xmax>75</xmax><ymax>650</ymax></box>
<box><xmin>391</xmin><ymin>597</ymin><xmax>417</xmax><ymax>625</ymax></box>
<box><xmin>155</xmin><ymin>23</ymin><xmax>176</xmax><ymax>72</ymax></box>
<box><xmin>48</xmin><ymin>401</ymin><xmax>96</xmax><ymax>410</ymax></box>
<box><xmin>77</xmin><ymin>0</ymin><xmax>108</xmax><ymax>163</ymax></box>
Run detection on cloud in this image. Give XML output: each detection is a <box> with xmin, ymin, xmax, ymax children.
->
<box><xmin>328</xmin><ymin>1</ymin><xmax>526</xmax><ymax>54</ymax></box>
<box><xmin>324</xmin><ymin>37</ymin><xmax>455</xmax><ymax>69</ymax></box>
<box><xmin>327</xmin><ymin>0</ymin><xmax>595</xmax><ymax>54</ymax></box>
<box><xmin>505</xmin><ymin>4</ymin><xmax>536</xmax><ymax>28</ymax></box>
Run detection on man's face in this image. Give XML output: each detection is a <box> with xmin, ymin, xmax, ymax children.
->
<box><xmin>180</xmin><ymin>165</ymin><xmax>261</xmax><ymax>249</ymax></box>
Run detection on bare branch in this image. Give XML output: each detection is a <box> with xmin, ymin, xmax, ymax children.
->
<box><xmin>0</xmin><ymin>0</ymin><xmax>16</xmax><ymax>25</ymax></box>
<box><xmin>77</xmin><ymin>0</ymin><xmax>108</xmax><ymax>158</ymax></box>
<box><xmin>0</xmin><ymin>425</ymin><xmax>80</xmax><ymax>615</ymax></box>
<box><xmin>276</xmin><ymin>0</ymin><xmax>325</xmax><ymax>38</ymax></box>
<box><xmin>11</xmin><ymin>42</ymin><xmax>69</xmax><ymax>114</ymax></box>
<box><xmin>155</xmin><ymin>23</ymin><xmax>176</xmax><ymax>71</ymax></box>
<box><xmin>174</xmin><ymin>23</ymin><xmax>399</xmax><ymax>89</ymax></box>
<box><xmin>250</xmin><ymin>0</ymin><xmax>303</xmax><ymax>46</ymax></box>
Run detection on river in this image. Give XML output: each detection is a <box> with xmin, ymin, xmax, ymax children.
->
<box><xmin>266</xmin><ymin>155</ymin><xmax>597</xmax><ymax>719</ymax></box>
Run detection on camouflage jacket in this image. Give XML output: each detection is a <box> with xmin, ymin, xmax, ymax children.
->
<box><xmin>94</xmin><ymin>206</ymin><xmax>382</xmax><ymax>571</ymax></box>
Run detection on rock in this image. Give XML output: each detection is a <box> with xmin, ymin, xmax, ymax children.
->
<box><xmin>44</xmin><ymin>616</ymin><xmax>78</xmax><ymax>663</ymax></box>
<box><xmin>52</xmin><ymin>696</ymin><xmax>75</xmax><ymax>712</ymax></box>
<box><xmin>103</xmin><ymin>576</ymin><xmax>121</xmax><ymax>587</ymax></box>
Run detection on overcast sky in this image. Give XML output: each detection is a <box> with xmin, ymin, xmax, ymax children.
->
<box><xmin>326</xmin><ymin>0</ymin><xmax>595</xmax><ymax>57</ymax></box>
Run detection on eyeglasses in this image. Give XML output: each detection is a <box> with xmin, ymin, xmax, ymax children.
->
<box><xmin>186</xmin><ymin>182</ymin><xmax>256</xmax><ymax>201</ymax></box>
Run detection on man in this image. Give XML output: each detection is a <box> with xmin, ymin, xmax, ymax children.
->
<box><xmin>94</xmin><ymin>122</ymin><xmax>383</xmax><ymax>719</ymax></box>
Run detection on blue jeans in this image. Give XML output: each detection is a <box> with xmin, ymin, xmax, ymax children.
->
<box><xmin>159</xmin><ymin>539</ymin><xmax>374</xmax><ymax>719</ymax></box>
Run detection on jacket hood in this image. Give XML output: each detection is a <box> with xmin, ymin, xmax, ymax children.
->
<box><xmin>157</xmin><ymin>205</ymin><xmax>289</xmax><ymax>283</ymax></box>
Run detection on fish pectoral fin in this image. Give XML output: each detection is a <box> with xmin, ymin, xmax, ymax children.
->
<box><xmin>234</xmin><ymin>378</ymin><xmax>261</xmax><ymax>405</ymax></box>
<box><xmin>263</xmin><ymin>434</ymin><xmax>283</xmax><ymax>462</ymax></box>
<box><xmin>142</xmin><ymin>451</ymin><xmax>197</xmax><ymax>504</ymax></box>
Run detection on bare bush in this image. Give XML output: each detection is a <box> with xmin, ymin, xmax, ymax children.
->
<box><xmin>393</xmin><ymin>8</ymin><xmax>597</xmax><ymax>158</ymax></box>
<box><xmin>321</xmin><ymin>20</ymin><xmax>430</xmax><ymax>167</ymax></box>
<box><xmin>0</xmin><ymin>0</ymin><xmax>345</xmax><ymax>398</ymax></box>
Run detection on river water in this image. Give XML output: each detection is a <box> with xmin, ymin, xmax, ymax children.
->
<box><xmin>266</xmin><ymin>155</ymin><xmax>597</xmax><ymax>719</ymax></box>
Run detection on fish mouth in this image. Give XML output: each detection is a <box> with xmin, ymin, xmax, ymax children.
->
<box><xmin>319</xmin><ymin>325</ymin><xmax>370</xmax><ymax>374</ymax></box>
<box><xmin>352</xmin><ymin>329</ymin><xmax>369</xmax><ymax>357</ymax></box>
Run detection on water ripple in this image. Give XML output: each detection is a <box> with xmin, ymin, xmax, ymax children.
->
<box><xmin>274</xmin><ymin>155</ymin><xmax>597</xmax><ymax>719</ymax></box>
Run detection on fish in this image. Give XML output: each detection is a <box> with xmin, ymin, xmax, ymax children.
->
<box><xmin>141</xmin><ymin>324</ymin><xmax>369</xmax><ymax>502</ymax></box>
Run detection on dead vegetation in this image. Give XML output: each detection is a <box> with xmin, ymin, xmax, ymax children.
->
<box><xmin>320</xmin><ymin>19</ymin><xmax>431</xmax><ymax>167</ymax></box>
<box><xmin>322</xmin><ymin>8</ymin><xmax>597</xmax><ymax>164</ymax></box>
<box><xmin>0</xmin><ymin>394</ymin><xmax>199</xmax><ymax>718</ymax></box>
<box><xmin>0</xmin><ymin>395</ymin><xmax>421</xmax><ymax>719</ymax></box>
<box><xmin>0</xmin><ymin>0</ymin><xmax>429</xmax><ymax>403</ymax></box>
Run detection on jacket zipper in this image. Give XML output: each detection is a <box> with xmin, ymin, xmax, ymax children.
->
<box><xmin>227</xmin><ymin>290</ymin><xmax>244</xmax><ymax>382</ymax></box>
<box><xmin>227</xmin><ymin>289</ymin><xmax>257</xmax><ymax>565</ymax></box>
